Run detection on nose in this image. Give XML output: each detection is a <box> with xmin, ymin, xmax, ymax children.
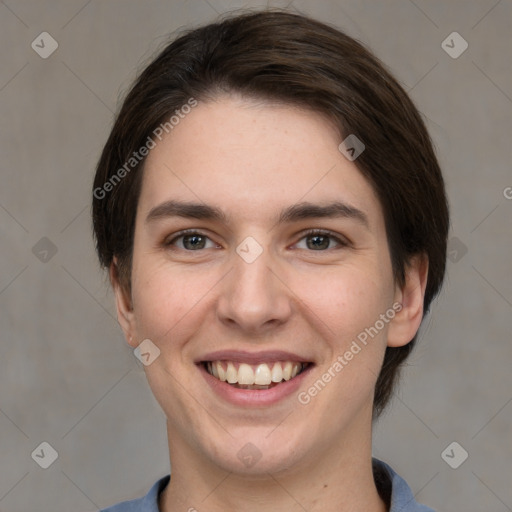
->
<box><xmin>216</xmin><ymin>244</ymin><xmax>293</xmax><ymax>336</ymax></box>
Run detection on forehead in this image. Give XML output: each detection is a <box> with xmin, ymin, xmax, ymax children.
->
<box><xmin>138</xmin><ymin>95</ymin><xmax>383</xmax><ymax>229</ymax></box>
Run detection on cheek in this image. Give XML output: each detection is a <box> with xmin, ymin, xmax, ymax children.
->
<box><xmin>130</xmin><ymin>256</ymin><xmax>221</xmax><ymax>351</ymax></box>
<box><xmin>130</xmin><ymin>257</ymin><xmax>187</xmax><ymax>339</ymax></box>
<box><xmin>300</xmin><ymin>264</ymin><xmax>392</xmax><ymax>341</ymax></box>
<box><xmin>300</xmin><ymin>265</ymin><xmax>393</xmax><ymax>403</ymax></box>
<box><xmin>298</xmin><ymin>272</ymin><xmax>392</xmax><ymax>412</ymax></box>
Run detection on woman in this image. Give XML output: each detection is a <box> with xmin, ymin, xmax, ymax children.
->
<box><xmin>93</xmin><ymin>10</ymin><xmax>448</xmax><ymax>511</ymax></box>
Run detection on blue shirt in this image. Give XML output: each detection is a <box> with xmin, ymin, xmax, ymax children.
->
<box><xmin>100</xmin><ymin>458</ymin><xmax>435</xmax><ymax>511</ymax></box>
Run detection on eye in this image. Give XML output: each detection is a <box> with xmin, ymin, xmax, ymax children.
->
<box><xmin>164</xmin><ymin>230</ymin><xmax>218</xmax><ymax>251</ymax></box>
<box><xmin>163</xmin><ymin>228</ymin><xmax>349</xmax><ymax>252</ymax></box>
<box><xmin>294</xmin><ymin>229</ymin><xmax>348</xmax><ymax>251</ymax></box>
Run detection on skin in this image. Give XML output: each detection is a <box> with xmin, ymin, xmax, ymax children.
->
<box><xmin>111</xmin><ymin>94</ymin><xmax>428</xmax><ymax>512</ymax></box>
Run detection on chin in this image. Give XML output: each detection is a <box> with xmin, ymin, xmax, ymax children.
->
<box><xmin>201</xmin><ymin>426</ymin><xmax>308</xmax><ymax>476</ymax></box>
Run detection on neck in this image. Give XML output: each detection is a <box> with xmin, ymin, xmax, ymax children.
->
<box><xmin>159</xmin><ymin>412</ymin><xmax>387</xmax><ymax>512</ymax></box>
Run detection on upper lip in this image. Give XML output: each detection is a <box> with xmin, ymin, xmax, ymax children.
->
<box><xmin>196</xmin><ymin>350</ymin><xmax>313</xmax><ymax>364</ymax></box>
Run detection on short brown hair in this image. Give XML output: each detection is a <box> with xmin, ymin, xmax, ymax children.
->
<box><xmin>92</xmin><ymin>10</ymin><xmax>449</xmax><ymax>418</ymax></box>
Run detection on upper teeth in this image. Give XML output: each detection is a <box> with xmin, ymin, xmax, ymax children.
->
<box><xmin>206</xmin><ymin>361</ymin><xmax>304</xmax><ymax>385</ymax></box>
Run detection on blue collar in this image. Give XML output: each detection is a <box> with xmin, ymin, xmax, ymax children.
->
<box><xmin>100</xmin><ymin>458</ymin><xmax>435</xmax><ymax>511</ymax></box>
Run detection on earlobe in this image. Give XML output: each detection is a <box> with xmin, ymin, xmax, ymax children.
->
<box><xmin>110</xmin><ymin>257</ymin><xmax>138</xmax><ymax>348</ymax></box>
<box><xmin>387</xmin><ymin>254</ymin><xmax>429</xmax><ymax>348</ymax></box>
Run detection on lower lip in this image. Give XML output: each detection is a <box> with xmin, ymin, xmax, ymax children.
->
<box><xmin>198</xmin><ymin>363</ymin><xmax>314</xmax><ymax>407</ymax></box>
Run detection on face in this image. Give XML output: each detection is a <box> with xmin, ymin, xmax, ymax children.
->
<box><xmin>113</xmin><ymin>95</ymin><xmax>426</xmax><ymax>476</ymax></box>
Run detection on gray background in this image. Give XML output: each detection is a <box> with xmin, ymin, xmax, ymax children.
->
<box><xmin>1</xmin><ymin>0</ymin><xmax>511</xmax><ymax>511</ymax></box>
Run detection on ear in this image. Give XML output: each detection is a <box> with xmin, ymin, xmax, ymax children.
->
<box><xmin>110</xmin><ymin>257</ymin><xmax>138</xmax><ymax>348</ymax></box>
<box><xmin>387</xmin><ymin>254</ymin><xmax>429</xmax><ymax>348</ymax></box>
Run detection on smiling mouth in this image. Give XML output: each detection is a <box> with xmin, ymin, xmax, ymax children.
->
<box><xmin>202</xmin><ymin>360</ymin><xmax>311</xmax><ymax>389</ymax></box>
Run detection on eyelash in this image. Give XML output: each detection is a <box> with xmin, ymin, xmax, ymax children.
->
<box><xmin>163</xmin><ymin>228</ymin><xmax>349</xmax><ymax>252</ymax></box>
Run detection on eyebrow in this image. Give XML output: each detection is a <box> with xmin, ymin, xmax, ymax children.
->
<box><xmin>145</xmin><ymin>199</ymin><xmax>369</xmax><ymax>228</ymax></box>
